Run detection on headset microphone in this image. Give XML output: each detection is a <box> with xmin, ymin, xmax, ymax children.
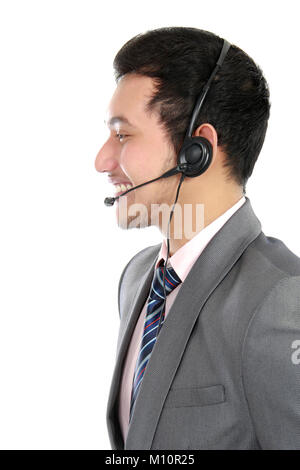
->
<box><xmin>103</xmin><ymin>38</ymin><xmax>231</xmax><ymax>337</ymax></box>
<box><xmin>104</xmin><ymin>197</ymin><xmax>116</xmax><ymax>206</ymax></box>
<box><xmin>104</xmin><ymin>164</ymin><xmax>187</xmax><ymax>206</ymax></box>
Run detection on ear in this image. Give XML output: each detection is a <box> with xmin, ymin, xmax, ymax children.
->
<box><xmin>193</xmin><ymin>123</ymin><xmax>218</xmax><ymax>164</ymax></box>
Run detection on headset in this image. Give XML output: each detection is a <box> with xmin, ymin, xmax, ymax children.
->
<box><xmin>104</xmin><ymin>38</ymin><xmax>231</xmax><ymax>335</ymax></box>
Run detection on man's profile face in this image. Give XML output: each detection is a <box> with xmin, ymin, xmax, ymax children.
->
<box><xmin>95</xmin><ymin>73</ymin><xmax>180</xmax><ymax>230</ymax></box>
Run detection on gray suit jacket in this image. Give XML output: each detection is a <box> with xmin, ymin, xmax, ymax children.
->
<box><xmin>106</xmin><ymin>197</ymin><xmax>300</xmax><ymax>450</ymax></box>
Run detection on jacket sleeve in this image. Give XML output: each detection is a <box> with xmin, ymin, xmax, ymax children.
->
<box><xmin>242</xmin><ymin>275</ymin><xmax>300</xmax><ymax>449</ymax></box>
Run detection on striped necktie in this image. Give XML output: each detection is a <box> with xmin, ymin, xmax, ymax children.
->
<box><xmin>129</xmin><ymin>259</ymin><xmax>181</xmax><ymax>422</ymax></box>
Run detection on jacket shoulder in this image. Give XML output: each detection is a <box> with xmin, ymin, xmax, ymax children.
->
<box><xmin>250</xmin><ymin>232</ymin><xmax>300</xmax><ymax>277</ymax></box>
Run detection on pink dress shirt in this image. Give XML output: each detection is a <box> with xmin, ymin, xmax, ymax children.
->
<box><xmin>118</xmin><ymin>196</ymin><xmax>246</xmax><ymax>442</ymax></box>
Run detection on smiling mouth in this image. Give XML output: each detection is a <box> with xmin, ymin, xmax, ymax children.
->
<box><xmin>113</xmin><ymin>183</ymin><xmax>133</xmax><ymax>195</ymax></box>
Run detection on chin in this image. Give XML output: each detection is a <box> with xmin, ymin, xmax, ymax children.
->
<box><xmin>116</xmin><ymin>198</ymin><xmax>151</xmax><ymax>229</ymax></box>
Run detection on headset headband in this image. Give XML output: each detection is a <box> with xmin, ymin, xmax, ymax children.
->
<box><xmin>186</xmin><ymin>39</ymin><xmax>231</xmax><ymax>138</ymax></box>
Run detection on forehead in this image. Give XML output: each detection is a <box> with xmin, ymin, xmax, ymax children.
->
<box><xmin>105</xmin><ymin>73</ymin><xmax>157</xmax><ymax>129</ymax></box>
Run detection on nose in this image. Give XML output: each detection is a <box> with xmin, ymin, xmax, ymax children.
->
<box><xmin>94</xmin><ymin>139</ymin><xmax>119</xmax><ymax>173</ymax></box>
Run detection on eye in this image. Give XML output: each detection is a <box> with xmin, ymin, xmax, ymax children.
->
<box><xmin>115</xmin><ymin>133</ymin><xmax>129</xmax><ymax>142</ymax></box>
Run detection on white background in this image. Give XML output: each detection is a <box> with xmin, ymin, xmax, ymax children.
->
<box><xmin>0</xmin><ymin>0</ymin><xmax>299</xmax><ymax>450</ymax></box>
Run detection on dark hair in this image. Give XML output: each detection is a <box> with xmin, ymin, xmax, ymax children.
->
<box><xmin>113</xmin><ymin>27</ymin><xmax>271</xmax><ymax>192</ymax></box>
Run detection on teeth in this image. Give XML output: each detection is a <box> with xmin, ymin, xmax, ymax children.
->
<box><xmin>114</xmin><ymin>183</ymin><xmax>133</xmax><ymax>194</ymax></box>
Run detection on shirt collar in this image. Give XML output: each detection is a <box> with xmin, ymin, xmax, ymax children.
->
<box><xmin>155</xmin><ymin>196</ymin><xmax>246</xmax><ymax>282</ymax></box>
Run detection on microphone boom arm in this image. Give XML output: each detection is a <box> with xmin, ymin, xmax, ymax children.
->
<box><xmin>104</xmin><ymin>164</ymin><xmax>186</xmax><ymax>206</ymax></box>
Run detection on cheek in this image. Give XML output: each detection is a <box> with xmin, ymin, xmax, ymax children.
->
<box><xmin>120</xmin><ymin>143</ymin><xmax>153</xmax><ymax>180</ymax></box>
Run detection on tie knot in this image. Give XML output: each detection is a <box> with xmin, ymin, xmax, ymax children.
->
<box><xmin>149</xmin><ymin>259</ymin><xmax>181</xmax><ymax>302</ymax></box>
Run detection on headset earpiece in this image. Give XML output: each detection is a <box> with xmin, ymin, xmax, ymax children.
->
<box><xmin>177</xmin><ymin>135</ymin><xmax>213</xmax><ymax>177</ymax></box>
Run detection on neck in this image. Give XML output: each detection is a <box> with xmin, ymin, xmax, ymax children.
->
<box><xmin>159</xmin><ymin>182</ymin><xmax>244</xmax><ymax>257</ymax></box>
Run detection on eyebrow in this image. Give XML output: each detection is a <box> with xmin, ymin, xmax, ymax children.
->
<box><xmin>104</xmin><ymin>116</ymin><xmax>136</xmax><ymax>129</ymax></box>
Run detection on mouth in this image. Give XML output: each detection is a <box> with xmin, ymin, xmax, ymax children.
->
<box><xmin>113</xmin><ymin>183</ymin><xmax>134</xmax><ymax>197</ymax></box>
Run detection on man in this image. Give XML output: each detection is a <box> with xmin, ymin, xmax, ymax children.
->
<box><xmin>95</xmin><ymin>27</ymin><xmax>300</xmax><ymax>449</ymax></box>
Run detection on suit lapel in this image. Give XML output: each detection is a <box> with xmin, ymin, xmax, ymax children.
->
<box><xmin>125</xmin><ymin>197</ymin><xmax>262</xmax><ymax>449</ymax></box>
